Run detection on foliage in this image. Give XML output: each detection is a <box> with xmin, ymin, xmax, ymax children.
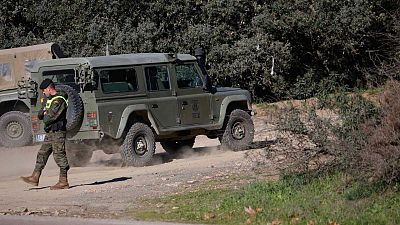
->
<box><xmin>1</xmin><ymin>0</ymin><xmax>399</xmax><ymax>101</ymax></box>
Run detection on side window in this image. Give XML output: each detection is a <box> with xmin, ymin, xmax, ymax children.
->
<box><xmin>100</xmin><ymin>68</ymin><xmax>138</xmax><ymax>93</ymax></box>
<box><xmin>175</xmin><ymin>64</ymin><xmax>203</xmax><ymax>89</ymax></box>
<box><xmin>145</xmin><ymin>65</ymin><xmax>170</xmax><ymax>92</ymax></box>
<box><xmin>0</xmin><ymin>63</ymin><xmax>12</xmax><ymax>81</ymax></box>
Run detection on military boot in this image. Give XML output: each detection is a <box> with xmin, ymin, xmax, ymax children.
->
<box><xmin>20</xmin><ymin>171</ymin><xmax>41</xmax><ymax>186</ymax></box>
<box><xmin>50</xmin><ymin>175</ymin><xmax>69</xmax><ymax>190</ymax></box>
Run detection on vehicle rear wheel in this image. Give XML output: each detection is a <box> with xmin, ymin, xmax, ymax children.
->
<box><xmin>0</xmin><ymin>111</ymin><xmax>32</xmax><ymax>147</ymax></box>
<box><xmin>120</xmin><ymin>123</ymin><xmax>155</xmax><ymax>167</ymax></box>
<box><xmin>160</xmin><ymin>137</ymin><xmax>196</xmax><ymax>155</ymax></box>
<box><xmin>65</xmin><ymin>141</ymin><xmax>93</xmax><ymax>167</ymax></box>
<box><xmin>220</xmin><ymin>109</ymin><xmax>254</xmax><ymax>151</ymax></box>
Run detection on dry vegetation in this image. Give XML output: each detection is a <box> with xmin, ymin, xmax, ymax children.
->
<box><xmin>252</xmin><ymin>80</ymin><xmax>400</xmax><ymax>185</ymax></box>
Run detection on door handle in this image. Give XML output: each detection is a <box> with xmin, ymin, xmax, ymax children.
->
<box><xmin>152</xmin><ymin>104</ymin><xmax>158</xmax><ymax>108</ymax></box>
<box><xmin>182</xmin><ymin>101</ymin><xmax>188</xmax><ymax>106</ymax></box>
<box><xmin>108</xmin><ymin>112</ymin><xmax>113</xmax><ymax>122</ymax></box>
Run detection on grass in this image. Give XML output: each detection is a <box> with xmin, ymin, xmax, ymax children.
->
<box><xmin>131</xmin><ymin>174</ymin><xmax>400</xmax><ymax>225</ymax></box>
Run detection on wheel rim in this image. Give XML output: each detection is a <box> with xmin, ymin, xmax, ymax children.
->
<box><xmin>231</xmin><ymin>121</ymin><xmax>245</xmax><ymax>140</ymax></box>
<box><xmin>134</xmin><ymin>135</ymin><xmax>148</xmax><ymax>155</ymax></box>
<box><xmin>6</xmin><ymin>121</ymin><xmax>23</xmax><ymax>139</ymax></box>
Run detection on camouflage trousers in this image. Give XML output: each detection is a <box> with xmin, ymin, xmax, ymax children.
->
<box><xmin>34</xmin><ymin>131</ymin><xmax>70</xmax><ymax>176</ymax></box>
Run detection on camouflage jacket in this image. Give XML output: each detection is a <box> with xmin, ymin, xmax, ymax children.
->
<box><xmin>38</xmin><ymin>90</ymin><xmax>68</xmax><ymax>132</ymax></box>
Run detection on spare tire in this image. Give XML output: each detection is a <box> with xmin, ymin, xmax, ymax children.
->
<box><xmin>55</xmin><ymin>85</ymin><xmax>84</xmax><ymax>132</ymax></box>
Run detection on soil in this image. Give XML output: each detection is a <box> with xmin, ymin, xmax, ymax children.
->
<box><xmin>0</xmin><ymin>114</ymin><xmax>277</xmax><ymax>219</ymax></box>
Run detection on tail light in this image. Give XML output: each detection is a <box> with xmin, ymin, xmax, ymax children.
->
<box><xmin>87</xmin><ymin>111</ymin><xmax>98</xmax><ymax>129</ymax></box>
<box><xmin>31</xmin><ymin>115</ymin><xmax>38</xmax><ymax>131</ymax></box>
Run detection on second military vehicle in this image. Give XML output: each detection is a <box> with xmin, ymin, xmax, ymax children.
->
<box><xmin>0</xmin><ymin>43</ymin><xmax>64</xmax><ymax>147</ymax></box>
<box><xmin>19</xmin><ymin>48</ymin><xmax>254</xmax><ymax>166</ymax></box>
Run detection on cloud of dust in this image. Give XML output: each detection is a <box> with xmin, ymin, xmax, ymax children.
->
<box><xmin>90</xmin><ymin>150</ymin><xmax>122</xmax><ymax>167</ymax></box>
<box><xmin>155</xmin><ymin>135</ymin><xmax>222</xmax><ymax>163</ymax></box>
<box><xmin>0</xmin><ymin>135</ymin><xmax>223</xmax><ymax>179</ymax></box>
<box><xmin>0</xmin><ymin>145</ymin><xmax>59</xmax><ymax>180</ymax></box>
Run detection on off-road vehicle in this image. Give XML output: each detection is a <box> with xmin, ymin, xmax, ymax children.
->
<box><xmin>19</xmin><ymin>48</ymin><xmax>254</xmax><ymax>166</ymax></box>
<box><xmin>0</xmin><ymin>43</ymin><xmax>64</xmax><ymax>147</ymax></box>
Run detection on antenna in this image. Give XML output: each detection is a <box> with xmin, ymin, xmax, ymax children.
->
<box><xmin>270</xmin><ymin>56</ymin><xmax>275</xmax><ymax>76</ymax></box>
<box><xmin>106</xmin><ymin>43</ymin><xmax>110</xmax><ymax>56</ymax></box>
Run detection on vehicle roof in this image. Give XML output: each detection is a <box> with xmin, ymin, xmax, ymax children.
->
<box><xmin>31</xmin><ymin>53</ymin><xmax>196</xmax><ymax>72</ymax></box>
<box><xmin>0</xmin><ymin>43</ymin><xmax>54</xmax><ymax>56</ymax></box>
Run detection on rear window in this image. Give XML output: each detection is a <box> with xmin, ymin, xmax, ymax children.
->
<box><xmin>42</xmin><ymin>69</ymin><xmax>80</xmax><ymax>91</ymax></box>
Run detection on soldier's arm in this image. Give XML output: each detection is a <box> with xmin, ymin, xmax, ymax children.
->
<box><xmin>43</xmin><ymin>99</ymin><xmax>67</xmax><ymax>125</ymax></box>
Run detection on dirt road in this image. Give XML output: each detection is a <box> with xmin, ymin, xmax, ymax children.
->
<box><xmin>0</xmin><ymin>116</ymin><xmax>272</xmax><ymax>220</ymax></box>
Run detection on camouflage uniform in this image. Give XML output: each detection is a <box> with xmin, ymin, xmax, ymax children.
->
<box><xmin>34</xmin><ymin>90</ymin><xmax>69</xmax><ymax>176</ymax></box>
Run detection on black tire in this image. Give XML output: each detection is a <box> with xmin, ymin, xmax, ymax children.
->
<box><xmin>120</xmin><ymin>123</ymin><xmax>155</xmax><ymax>167</ymax></box>
<box><xmin>161</xmin><ymin>137</ymin><xmax>196</xmax><ymax>155</ymax></box>
<box><xmin>220</xmin><ymin>109</ymin><xmax>254</xmax><ymax>151</ymax></box>
<box><xmin>0</xmin><ymin>111</ymin><xmax>32</xmax><ymax>147</ymax></box>
<box><xmin>55</xmin><ymin>85</ymin><xmax>84</xmax><ymax>132</ymax></box>
<box><xmin>66</xmin><ymin>141</ymin><xmax>93</xmax><ymax>167</ymax></box>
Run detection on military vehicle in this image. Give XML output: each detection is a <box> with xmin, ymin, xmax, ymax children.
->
<box><xmin>0</xmin><ymin>43</ymin><xmax>64</xmax><ymax>147</ymax></box>
<box><xmin>19</xmin><ymin>48</ymin><xmax>254</xmax><ymax>166</ymax></box>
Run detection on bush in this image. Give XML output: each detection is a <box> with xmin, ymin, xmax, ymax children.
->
<box><xmin>360</xmin><ymin>81</ymin><xmax>400</xmax><ymax>183</ymax></box>
<box><xmin>273</xmin><ymin>80</ymin><xmax>400</xmax><ymax>184</ymax></box>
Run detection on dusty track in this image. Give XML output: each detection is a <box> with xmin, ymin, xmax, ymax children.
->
<box><xmin>0</xmin><ymin>116</ymin><xmax>272</xmax><ymax>219</ymax></box>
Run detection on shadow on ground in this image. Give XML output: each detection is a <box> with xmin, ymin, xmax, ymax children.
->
<box><xmin>27</xmin><ymin>177</ymin><xmax>132</xmax><ymax>190</ymax></box>
<box><xmin>250</xmin><ymin>140</ymin><xmax>276</xmax><ymax>150</ymax></box>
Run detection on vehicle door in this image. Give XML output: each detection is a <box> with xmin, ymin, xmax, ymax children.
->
<box><xmin>174</xmin><ymin>63</ymin><xmax>212</xmax><ymax>126</ymax></box>
<box><xmin>95</xmin><ymin>66</ymin><xmax>146</xmax><ymax>137</ymax></box>
<box><xmin>144</xmin><ymin>64</ymin><xmax>179</xmax><ymax>129</ymax></box>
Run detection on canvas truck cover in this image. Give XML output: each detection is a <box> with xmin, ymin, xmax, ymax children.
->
<box><xmin>0</xmin><ymin>43</ymin><xmax>63</xmax><ymax>91</ymax></box>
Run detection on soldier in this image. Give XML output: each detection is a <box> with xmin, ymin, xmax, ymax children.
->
<box><xmin>20</xmin><ymin>78</ymin><xmax>70</xmax><ymax>190</ymax></box>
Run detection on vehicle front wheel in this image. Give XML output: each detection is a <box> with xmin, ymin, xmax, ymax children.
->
<box><xmin>220</xmin><ymin>109</ymin><xmax>254</xmax><ymax>151</ymax></box>
<box><xmin>0</xmin><ymin>111</ymin><xmax>32</xmax><ymax>147</ymax></box>
<box><xmin>161</xmin><ymin>137</ymin><xmax>196</xmax><ymax>155</ymax></box>
<box><xmin>120</xmin><ymin>123</ymin><xmax>155</xmax><ymax>167</ymax></box>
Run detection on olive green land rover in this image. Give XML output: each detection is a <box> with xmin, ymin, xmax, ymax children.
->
<box><xmin>19</xmin><ymin>49</ymin><xmax>254</xmax><ymax>167</ymax></box>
